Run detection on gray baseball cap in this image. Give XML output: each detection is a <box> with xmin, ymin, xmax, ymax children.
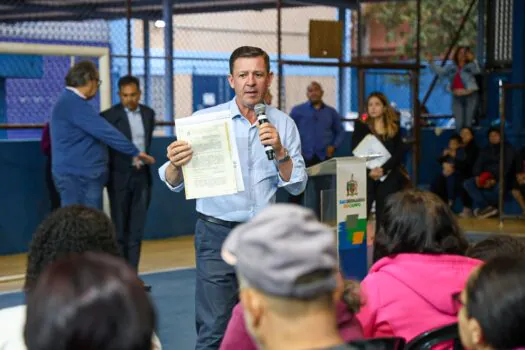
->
<box><xmin>221</xmin><ymin>204</ymin><xmax>338</xmax><ymax>299</ymax></box>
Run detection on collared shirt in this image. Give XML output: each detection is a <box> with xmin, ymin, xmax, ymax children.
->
<box><xmin>290</xmin><ymin>101</ymin><xmax>345</xmax><ymax>161</ymax></box>
<box><xmin>158</xmin><ymin>98</ymin><xmax>307</xmax><ymax>222</ymax></box>
<box><xmin>65</xmin><ymin>86</ymin><xmax>86</xmax><ymax>99</ymax></box>
<box><xmin>125</xmin><ymin>106</ymin><xmax>146</xmax><ymax>153</ymax></box>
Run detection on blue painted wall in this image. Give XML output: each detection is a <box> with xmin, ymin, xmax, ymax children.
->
<box><xmin>192</xmin><ymin>74</ymin><xmax>234</xmax><ymax>112</ymax></box>
<box><xmin>0</xmin><ymin>79</ymin><xmax>5</xmax><ymax>140</ymax></box>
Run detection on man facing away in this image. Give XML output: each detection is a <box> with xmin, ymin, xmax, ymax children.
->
<box><xmin>50</xmin><ymin>61</ymin><xmax>154</xmax><ymax>210</ymax></box>
<box><xmin>221</xmin><ymin>204</ymin><xmax>357</xmax><ymax>350</ymax></box>
<box><xmin>101</xmin><ymin>75</ymin><xmax>156</xmax><ymax>282</ymax></box>
<box><xmin>158</xmin><ymin>46</ymin><xmax>307</xmax><ymax>349</ymax></box>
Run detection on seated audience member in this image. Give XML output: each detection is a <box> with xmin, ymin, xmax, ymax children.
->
<box><xmin>463</xmin><ymin>127</ymin><xmax>515</xmax><ymax>218</ymax></box>
<box><xmin>457</xmin><ymin>127</ymin><xmax>479</xmax><ymax>216</ymax></box>
<box><xmin>358</xmin><ymin>189</ymin><xmax>482</xmax><ymax>342</ymax></box>
<box><xmin>0</xmin><ymin>205</ymin><xmax>161</xmax><ymax>350</ymax></box>
<box><xmin>220</xmin><ymin>277</ymin><xmax>363</xmax><ymax>350</ymax></box>
<box><xmin>458</xmin><ymin>255</ymin><xmax>525</xmax><ymax>349</ymax></box>
<box><xmin>511</xmin><ymin>146</ymin><xmax>525</xmax><ymax>216</ymax></box>
<box><xmin>431</xmin><ymin>134</ymin><xmax>465</xmax><ymax>208</ymax></box>
<box><xmin>221</xmin><ymin>204</ymin><xmax>361</xmax><ymax>350</ymax></box>
<box><xmin>24</xmin><ymin>253</ymin><xmax>156</xmax><ymax>350</ymax></box>
<box><xmin>466</xmin><ymin>234</ymin><xmax>525</xmax><ymax>261</ymax></box>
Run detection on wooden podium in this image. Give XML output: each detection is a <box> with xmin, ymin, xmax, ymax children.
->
<box><xmin>306</xmin><ymin>157</ymin><xmax>368</xmax><ymax>280</ymax></box>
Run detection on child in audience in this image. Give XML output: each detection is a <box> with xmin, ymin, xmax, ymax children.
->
<box><xmin>431</xmin><ymin>134</ymin><xmax>465</xmax><ymax>208</ymax></box>
<box><xmin>466</xmin><ymin>234</ymin><xmax>525</xmax><ymax>261</ymax></box>
<box><xmin>511</xmin><ymin>146</ymin><xmax>525</xmax><ymax>216</ymax></box>
<box><xmin>358</xmin><ymin>189</ymin><xmax>482</xmax><ymax>342</ymax></box>
<box><xmin>24</xmin><ymin>253</ymin><xmax>156</xmax><ymax>350</ymax></box>
<box><xmin>457</xmin><ymin>255</ymin><xmax>525</xmax><ymax>349</ymax></box>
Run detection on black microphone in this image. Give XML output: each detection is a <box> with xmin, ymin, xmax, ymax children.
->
<box><xmin>254</xmin><ymin>103</ymin><xmax>275</xmax><ymax>160</ymax></box>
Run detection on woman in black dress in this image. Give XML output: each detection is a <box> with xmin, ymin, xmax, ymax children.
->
<box><xmin>352</xmin><ymin>92</ymin><xmax>407</xmax><ymax>225</ymax></box>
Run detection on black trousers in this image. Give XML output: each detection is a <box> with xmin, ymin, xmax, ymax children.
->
<box><xmin>108</xmin><ymin>168</ymin><xmax>150</xmax><ymax>271</ymax></box>
<box><xmin>431</xmin><ymin>173</ymin><xmax>472</xmax><ymax>209</ymax></box>
<box><xmin>45</xmin><ymin>156</ymin><xmax>60</xmax><ymax>211</ymax></box>
<box><xmin>367</xmin><ymin>169</ymin><xmax>404</xmax><ymax>229</ymax></box>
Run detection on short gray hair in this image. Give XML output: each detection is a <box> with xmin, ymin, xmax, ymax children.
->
<box><xmin>65</xmin><ymin>61</ymin><xmax>98</xmax><ymax>87</ymax></box>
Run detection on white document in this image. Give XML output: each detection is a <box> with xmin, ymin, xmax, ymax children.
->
<box><xmin>176</xmin><ymin>110</ymin><xmax>244</xmax><ymax>199</ymax></box>
<box><xmin>352</xmin><ymin>134</ymin><xmax>392</xmax><ymax>181</ymax></box>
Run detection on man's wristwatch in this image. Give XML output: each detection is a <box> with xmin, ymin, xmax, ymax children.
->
<box><xmin>275</xmin><ymin>148</ymin><xmax>291</xmax><ymax>164</ymax></box>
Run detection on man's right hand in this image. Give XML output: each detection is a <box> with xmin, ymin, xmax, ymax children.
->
<box><xmin>137</xmin><ymin>152</ymin><xmax>156</xmax><ymax>165</ymax></box>
<box><xmin>167</xmin><ymin>140</ymin><xmax>193</xmax><ymax>167</ymax></box>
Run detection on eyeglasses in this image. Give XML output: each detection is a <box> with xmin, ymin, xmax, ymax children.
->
<box><xmin>452</xmin><ymin>292</ymin><xmax>465</xmax><ymax>312</ymax></box>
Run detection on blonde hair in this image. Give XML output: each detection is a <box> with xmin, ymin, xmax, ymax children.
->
<box><xmin>365</xmin><ymin>92</ymin><xmax>399</xmax><ymax>139</ymax></box>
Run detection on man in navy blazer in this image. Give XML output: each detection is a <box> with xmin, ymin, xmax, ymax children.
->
<box><xmin>102</xmin><ymin>76</ymin><xmax>156</xmax><ymax>278</ymax></box>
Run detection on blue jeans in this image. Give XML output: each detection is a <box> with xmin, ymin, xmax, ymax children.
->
<box><xmin>194</xmin><ymin>219</ymin><xmax>239</xmax><ymax>350</ymax></box>
<box><xmin>452</xmin><ymin>93</ymin><xmax>478</xmax><ymax>132</ymax></box>
<box><xmin>53</xmin><ymin>172</ymin><xmax>107</xmax><ymax>210</ymax></box>
<box><xmin>463</xmin><ymin>177</ymin><xmax>499</xmax><ymax>209</ymax></box>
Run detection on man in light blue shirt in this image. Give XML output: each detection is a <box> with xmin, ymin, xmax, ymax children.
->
<box><xmin>158</xmin><ymin>46</ymin><xmax>307</xmax><ymax>349</ymax></box>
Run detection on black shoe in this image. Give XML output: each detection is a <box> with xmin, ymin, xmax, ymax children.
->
<box><xmin>139</xmin><ymin>278</ymin><xmax>152</xmax><ymax>292</ymax></box>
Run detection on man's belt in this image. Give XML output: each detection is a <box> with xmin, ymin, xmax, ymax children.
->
<box><xmin>197</xmin><ymin>213</ymin><xmax>242</xmax><ymax>229</ymax></box>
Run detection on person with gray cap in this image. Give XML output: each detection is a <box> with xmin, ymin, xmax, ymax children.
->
<box><xmin>221</xmin><ymin>204</ymin><xmax>357</xmax><ymax>350</ymax></box>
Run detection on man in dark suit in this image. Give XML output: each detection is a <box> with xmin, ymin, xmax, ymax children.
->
<box><xmin>102</xmin><ymin>76</ymin><xmax>156</xmax><ymax>282</ymax></box>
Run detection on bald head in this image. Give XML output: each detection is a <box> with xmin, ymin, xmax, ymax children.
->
<box><xmin>307</xmin><ymin>81</ymin><xmax>323</xmax><ymax>106</ymax></box>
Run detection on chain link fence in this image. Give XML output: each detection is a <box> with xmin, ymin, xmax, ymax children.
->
<box><xmin>0</xmin><ymin>0</ymin><xmax>481</xmax><ymax>140</ymax></box>
<box><xmin>0</xmin><ymin>1</ymin><xmax>355</xmax><ymax>140</ymax></box>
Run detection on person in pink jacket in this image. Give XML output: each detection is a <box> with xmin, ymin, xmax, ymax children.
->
<box><xmin>220</xmin><ymin>279</ymin><xmax>364</xmax><ymax>350</ymax></box>
<box><xmin>357</xmin><ymin>189</ymin><xmax>482</xmax><ymax>343</ymax></box>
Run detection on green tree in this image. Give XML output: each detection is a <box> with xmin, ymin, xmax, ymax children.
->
<box><xmin>363</xmin><ymin>0</ymin><xmax>478</xmax><ymax>59</ymax></box>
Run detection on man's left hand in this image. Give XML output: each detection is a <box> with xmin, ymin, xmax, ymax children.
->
<box><xmin>258</xmin><ymin>123</ymin><xmax>284</xmax><ymax>157</ymax></box>
<box><xmin>327</xmin><ymin>146</ymin><xmax>335</xmax><ymax>158</ymax></box>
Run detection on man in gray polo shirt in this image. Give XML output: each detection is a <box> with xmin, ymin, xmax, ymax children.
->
<box><xmin>221</xmin><ymin>204</ymin><xmax>356</xmax><ymax>350</ymax></box>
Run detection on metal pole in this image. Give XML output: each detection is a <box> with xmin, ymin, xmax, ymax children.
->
<box><xmin>357</xmin><ymin>0</ymin><xmax>364</xmax><ymax>114</ymax></box>
<box><xmin>143</xmin><ymin>19</ymin><xmax>151</xmax><ymax>107</ymax></box>
<box><xmin>277</xmin><ymin>0</ymin><xmax>283</xmax><ymax>111</ymax></box>
<box><xmin>421</xmin><ymin>0</ymin><xmax>478</xmax><ymax>106</ymax></box>
<box><xmin>163</xmin><ymin>0</ymin><xmax>174</xmax><ymax>135</ymax></box>
<box><xmin>477</xmin><ymin>0</ymin><xmax>485</xmax><ymax>64</ymax></box>
<box><xmin>499</xmin><ymin>81</ymin><xmax>505</xmax><ymax>225</ymax></box>
<box><xmin>126</xmin><ymin>0</ymin><xmax>132</xmax><ymax>75</ymax></box>
<box><xmin>411</xmin><ymin>0</ymin><xmax>422</xmax><ymax>185</ymax></box>
<box><xmin>337</xmin><ymin>7</ymin><xmax>346</xmax><ymax>115</ymax></box>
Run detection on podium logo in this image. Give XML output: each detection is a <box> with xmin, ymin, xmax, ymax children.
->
<box><xmin>346</xmin><ymin>174</ymin><xmax>358</xmax><ymax>197</ymax></box>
